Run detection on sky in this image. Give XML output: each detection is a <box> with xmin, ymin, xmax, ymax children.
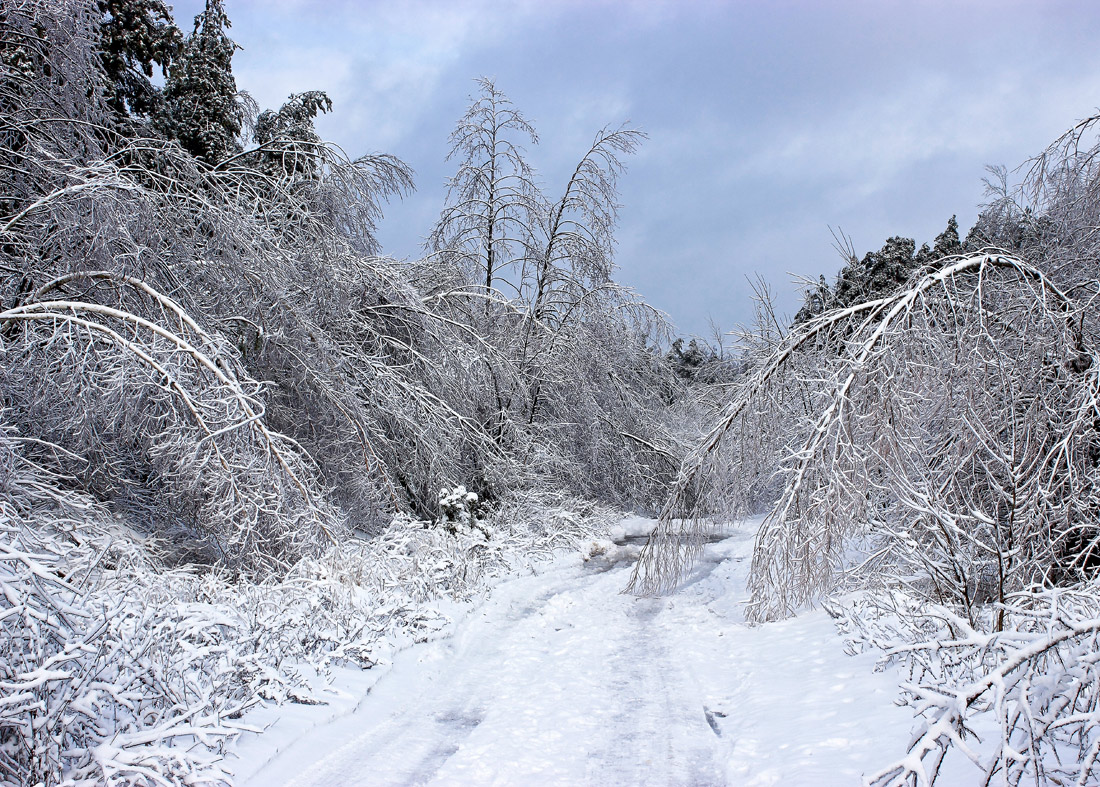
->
<box><xmin>172</xmin><ymin>0</ymin><xmax>1100</xmax><ymax>338</ymax></box>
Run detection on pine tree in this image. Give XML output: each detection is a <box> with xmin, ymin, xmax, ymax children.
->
<box><xmin>796</xmin><ymin>216</ymin><xmax>966</xmax><ymax>325</ymax></box>
<box><xmin>932</xmin><ymin>214</ymin><xmax>963</xmax><ymax>258</ymax></box>
<box><xmin>96</xmin><ymin>0</ymin><xmax>181</xmax><ymax>121</ymax></box>
<box><xmin>159</xmin><ymin>0</ymin><xmax>241</xmax><ymax>164</ymax></box>
<box><xmin>835</xmin><ymin>235</ymin><xmax>917</xmax><ymax>307</ymax></box>
<box><xmin>668</xmin><ymin>338</ymin><xmax>709</xmax><ymax>380</ymax></box>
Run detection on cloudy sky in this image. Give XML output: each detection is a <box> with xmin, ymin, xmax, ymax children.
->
<box><xmin>173</xmin><ymin>0</ymin><xmax>1100</xmax><ymax>337</ymax></box>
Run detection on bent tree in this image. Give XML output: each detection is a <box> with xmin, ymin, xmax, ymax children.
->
<box><xmin>628</xmin><ymin>248</ymin><xmax>1100</xmax><ymax>785</ymax></box>
<box><xmin>629</xmin><ymin>253</ymin><xmax>1099</xmax><ymax>617</ymax></box>
<box><xmin>429</xmin><ymin>77</ymin><xmax>541</xmax><ymax>310</ymax></box>
<box><xmin>427</xmin><ymin>79</ymin><xmax>673</xmax><ymax>508</ymax></box>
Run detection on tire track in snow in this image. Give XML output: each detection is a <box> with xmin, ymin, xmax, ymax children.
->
<box><xmin>235</xmin><ymin>518</ymin><xmax>933</xmax><ymax>786</ymax></box>
<box><xmin>246</xmin><ymin>539</ymin><xmax>729</xmax><ymax>786</ymax></box>
<box><xmin>583</xmin><ymin>596</ymin><xmax>724</xmax><ymax>786</ymax></box>
<box><xmin>256</xmin><ymin>571</ymin><xmax>595</xmax><ymax>786</ymax></box>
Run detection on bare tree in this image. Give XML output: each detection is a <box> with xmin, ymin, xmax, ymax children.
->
<box><xmin>428</xmin><ymin>77</ymin><xmax>541</xmax><ymax>309</ymax></box>
<box><xmin>530</xmin><ymin>124</ymin><xmax>645</xmax><ymax>321</ymax></box>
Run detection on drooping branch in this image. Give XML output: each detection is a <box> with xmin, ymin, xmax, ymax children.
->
<box><xmin>628</xmin><ymin>254</ymin><xmax>1092</xmax><ymax>610</ymax></box>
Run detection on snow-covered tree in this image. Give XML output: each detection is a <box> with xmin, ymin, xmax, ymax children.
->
<box><xmin>794</xmin><ymin>216</ymin><xmax>965</xmax><ymax>325</ymax></box>
<box><xmin>96</xmin><ymin>0</ymin><xmax>181</xmax><ymax>121</ymax></box>
<box><xmin>252</xmin><ymin>90</ymin><xmax>332</xmax><ymax>179</ymax></box>
<box><xmin>531</xmin><ymin>124</ymin><xmax>644</xmax><ymax>317</ymax></box>
<box><xmin>423</xmin><ymin>80</ymin><xmax>676</xmax><ymax>509</ymax></box>
<box><xmin>159</xmin><ymin>0</ymin><xmax>241</xmax><ymax>164</ymax></box>
<box><xmin>429</xmin><ymin>77</ymin><xmax>542</xmax><ymax>310</ymax></box>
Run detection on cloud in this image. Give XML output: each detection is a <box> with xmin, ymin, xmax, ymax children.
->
<box><xmin>170</xmin><ymin>0</ymin><xmax>1100</xmax><ymax>336</ymax></box>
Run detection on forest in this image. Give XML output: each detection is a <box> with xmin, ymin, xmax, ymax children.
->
<box><xmin>4</xmin><ymin>0</ymin><xmax>1100</xmax><ymax>785</ymax></box>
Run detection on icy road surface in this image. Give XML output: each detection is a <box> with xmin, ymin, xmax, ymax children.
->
<box><xmin>232</xmin><ymin>518</ymin><xmax>919</xmax><ymax>786</ymax></box>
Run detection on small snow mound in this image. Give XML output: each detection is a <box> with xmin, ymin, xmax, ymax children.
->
<box><xmin>581</xmin><ymin>538</ymin><xmax>616</xmax><ymax>562</ymax></box>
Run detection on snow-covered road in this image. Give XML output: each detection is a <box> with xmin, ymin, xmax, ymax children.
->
<box><xmin>232</xmin><ymin>518</ymin><xmax>918</xmax><ymax>786</ymax></box>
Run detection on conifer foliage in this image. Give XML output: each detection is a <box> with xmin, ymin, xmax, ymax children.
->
<box><xmin>159</xmin><ymin>0</ymin><xmax>241</xmax><ymax>163</ymax></box>
<box><xmin>96</xmin><ymin>0</ymin><xmax>180</xmax><ymax>121</ymax></box>
<box><xmin>252</xmin><ymin>90</ymin><xmax>332</xmax><ymax>179</ymax></box>
<box><xmin>794</xmin><ymin>216</ymin><xmax>963</xmax><ymax>324</ymax></box>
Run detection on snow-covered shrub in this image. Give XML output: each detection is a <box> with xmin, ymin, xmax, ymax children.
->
<box><xmin>439</xmin><ymin>485</ymin><xmax>478</xmax><ymax>522</ymax></box>
<box><xmin>483</xmin><ymin>489</ymin><xmax>621</xmax><ymax>558</ymax></box>
<box><xmin>0</xmin><ymin>444</ymin><xmax>619</xmax><ymax>786</ymax></box>
<box><xmin>0</xmin><ymin>427</ymin><xmax>237</xmax><ymax>785</ymax></box>
<box><xmin>827</xmin><ymin>588</ymin><xmax>1100</xmax><ymax>786</ymax></box>
<box><xmin>438</xmin><ymin>485</ymin><xmax>491</xmax><ymax>539</ymax></box>
<box><xmin>581</xmin><ymin>539</ymin><xmax>613</xmax><ymax>561</ymax></box>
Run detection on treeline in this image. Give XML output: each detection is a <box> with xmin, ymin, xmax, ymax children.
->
<box><xmin>0</xmin><ymin>0</ymin><xmax>725</xmax><ymax>781</ymax></box>
<box><xmin>0</xmin><ymin>0</ymin><xmax>701</xmax><ymax>573</ymax></box>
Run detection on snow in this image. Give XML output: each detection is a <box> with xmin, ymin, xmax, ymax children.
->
<box><xmin>226</xmin><ymin>517</ymin><xmax>932</xmax><ymax>786</ymax></box>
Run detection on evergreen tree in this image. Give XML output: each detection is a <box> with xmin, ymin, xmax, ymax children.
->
<box><xmin>253</xmin><ymin>90</ymin><xmax>332</xmax><ymax>179</ymax></box>
<box><xmin>159</xmin><ymin>0</ymin><xmax>241</xmax><ymax>164</ymax></box>
<box><xmin>796</xmin><ymin>216</ymin><xmax>965</xmax><ymax>325</ymax></box>
<box><xmin>793</xmin><ymin>274</ymin><xmax>835</xmax><ymax>324</ymax></box>
<box><xmin>931</xmin><ymin>214</ymin><xmax>963</xmax><ymax>258</ymax></box>
<box><xmin>96</xmin><ymin>0</ymin><xmax>181</xmax><ymax>121</ymax></box>
<box><xmin>668</xmin><ymin>338</ymin><xmax>708</xmax><ymax>380</ymax></box>
<box><xmin>834</xmin><ymin>235</ymin><xmax>917</xmax><ymax>308</ymax></box>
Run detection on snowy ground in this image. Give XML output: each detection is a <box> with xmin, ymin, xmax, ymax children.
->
<box><xmin>226</xmin><ymin>517</ymin><xmax>932</xmax><ymax>786</ymax></box>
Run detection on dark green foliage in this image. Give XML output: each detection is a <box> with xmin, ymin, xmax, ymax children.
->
<box><xmin>253</xmin><ymin>90</ymin><xmax>332</xmax><ymax>178</ymax></box>
<box><xmin>96</xmin><ymin>0</ymin><xmax>180</xmax><ymax>120</ymax></box>
<box><xmin>668</xmin><ymin>338</ymin><xmax>708</xmax><ymax>380</ymax></box>
<box><xmin>797</xmin><ymin>275</ymin><xmax>834</xmax><ymax>321</ymax></box>
<box><xmin>834</xmin><ymin>235</ymin><xmax>918</xmax><ymax>310</ymax></box>
<box><xmin>932</xmin><ymin>214</ymin><xmax>963</xmax><ymax>258</ymax></box>
<box><xmin>964</xmin><ymin>205</ymin><xmax>1054</xmax><ymax>257</ymax></box>
<box><xmin>795</xmin><ymin>216</ymin><xmax>963</xmax><ymax>325</ymax></box>
<box><xmin>159</xmin><ymin>0</ymin><xmax>241</xmax><ymax>164</ymax></box>
<box><xmin>1</xmin><ymin>0</ymin><xmax>112</xmax><ymax>219</ymax></box>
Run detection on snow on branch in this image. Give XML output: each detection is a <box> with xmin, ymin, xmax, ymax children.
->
<box><xmin>629</xmin><ymin>254</ymin><xmax>1096</xmax><ymax>619</ymax></box>
<box><xmin>0</xmin><ymin>273</ymin><xmax>342</xmax><ymax>571</ymax></box>
<box><xmin>828</xmin><ymin>589</ymin><xmax>1100</xmax><ymax>786</ymax></box>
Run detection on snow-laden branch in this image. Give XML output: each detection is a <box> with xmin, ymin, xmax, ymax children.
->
<box><xmin>629</xmin><ymin>254</ymin><xmax>1094</xmax><ymax>617</ymax></box>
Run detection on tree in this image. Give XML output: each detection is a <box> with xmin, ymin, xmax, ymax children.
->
<box><xmin>631</xmin><ymin>254</ymin><xmax>1097</xmax><ymax>608</ymax></box>
<box><xmin>252</xmin><ymin>90</ymin><xmax>332</xmax><ymax>179</ymax></box>
<box><xmin>159</xmin><ymin>0</ymin><xmax>241</xmax><ymax>164</ymax></box>
<box><xmin>929</xmin><ymin>213</ymin><xmax>962</xmax><ymax>258</ymax></box>
<box><xmin>0</xmin><ymin>0</ymin><xmax>115</xmax><ymax>227</ymax></box>
<box><xmin>667</xmin><ymin>338</ymin><xmax>708</xmax><ymax>380</ymax></box>
<box><xmin>95</xmin><ymin>0</ymin><xmax>181</xmax><ymax>121</ymax></box>
<box><xmin>429</xmin><ymin>81</ymin><xmax>645</xmax><ymax>323</ymax></box>
<box><xmin>794</xmin><ymin>216</ymin><xmax>966</xmax><ymax>325</ymax></box>
<box><xmin>220</xmin><ymin>88</ymin><xmax>412</xmax><ymax>256</ymax></box>
<box><xmin>428</xmin><ymin>77</ymin><xmax>541</xmax><ymax>311</ymax></box>
<box><xmin>519</xmin><ymin>123</ymin><xmax>645</xmax><ymax>425</ymax></box>
<box><xmin>424</xmin><ymin>79</ymin><xmax>674</xmax><ymax>507</ymax></box>
<box><xmin>530</xmin><ymin>124</ymin><xmax>644</xmax><ymax>317</ymax></box>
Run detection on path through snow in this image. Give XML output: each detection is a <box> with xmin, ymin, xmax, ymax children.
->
<box><xmin>230</xmin><ymin>517</ymin><xmax>923</xmax><ymax>786</ymax></box>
